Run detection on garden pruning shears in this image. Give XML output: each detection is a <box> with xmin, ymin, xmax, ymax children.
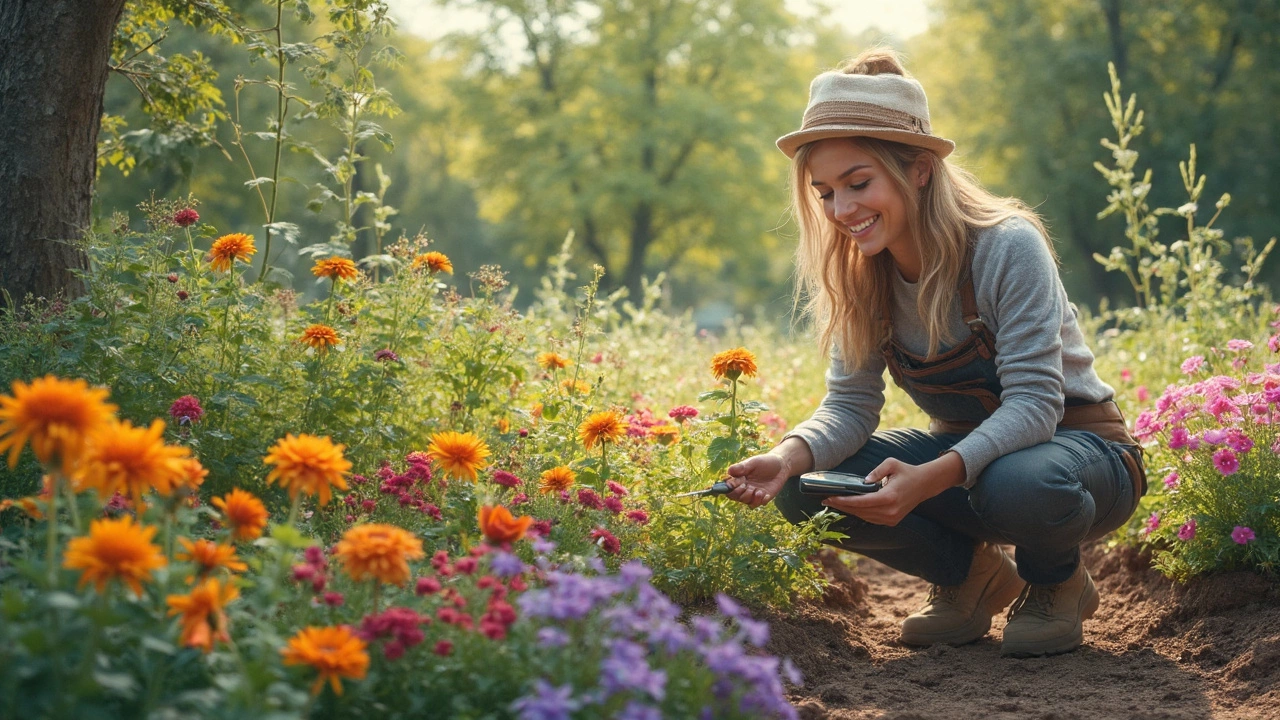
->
<box><xmin>669</xmin><ymin>480</ymin><xmax>733</xmax><ymax>499</ymax></box>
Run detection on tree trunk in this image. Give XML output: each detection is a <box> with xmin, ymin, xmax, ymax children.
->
<box><xmin>0</xmin><ymin>0</ymin><xmax>126</xmax><ymax>305</ymax></box>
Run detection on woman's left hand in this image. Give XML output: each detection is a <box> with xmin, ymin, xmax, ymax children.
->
<box><xmin>821</xmin><ymin>452</ymin><xmax>966</xmax><ymax>526</ymax></box>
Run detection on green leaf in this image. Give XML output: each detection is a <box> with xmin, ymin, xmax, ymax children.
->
<box><xmin>698</xmin><ymin>389</ymin><xmax>730</xmax><ymax>402</ymax></box>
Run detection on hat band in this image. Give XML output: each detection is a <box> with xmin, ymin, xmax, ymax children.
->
<box><xmin>801</xmin><ymin>100</ymin><xmax>931</xmax><ymax>135</ymax></box>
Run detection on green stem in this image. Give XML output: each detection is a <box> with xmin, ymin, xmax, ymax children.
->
<box><xmin>61</xmin><ymin>476</ymin><xmax>81</xmax><ymax>534</ymax></box>
<box><xmin>600</xmin><ymin>442</ymin><xmax>609</xmax><ymax>484</ymax></box>
<box><xmin>46</xmin><ymin>471</ymin><xmax>60</xmax><ymax>587</ymax></box>
<box><xmin>287</xmin><ymin>494</ymin><xmax>301</xmax><ymax>527</ymax></box>
<box><xmin>372</xmin><ymin>579</ymin><xmax>381</xmax><ymax>614</ymax></box>
<box><xmin>730</xmin><ymin>378</ymin><xmax>739</xmax><ymax>439</ymax></box>
<box><xmin>258</xmin><ymin>0</ymin><xmax>286</xmax><ymax>283</ymax></box>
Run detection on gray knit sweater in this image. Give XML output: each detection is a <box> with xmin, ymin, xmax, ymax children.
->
<box><xmin>784</xmin><ymin>217</ymin><xmax>1115</xmax><ymax>487</ymax></box>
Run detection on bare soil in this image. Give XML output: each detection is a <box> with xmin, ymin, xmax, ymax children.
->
<box><xmin>766</xmin><ymin>544</ymin><xmax>1280</xmax><ymax>720</ymax></box>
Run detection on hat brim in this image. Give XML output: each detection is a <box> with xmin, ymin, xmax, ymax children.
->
<box><xmin>776</xmin><ymin>126</ymin><xmax>955</xmax><ymax>160</ymax></box>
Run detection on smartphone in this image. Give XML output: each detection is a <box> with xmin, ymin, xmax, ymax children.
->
<box><xmin>798</xmin><ymin>471</ymin><xmax>882</xmax><ymax>497</ymax></box>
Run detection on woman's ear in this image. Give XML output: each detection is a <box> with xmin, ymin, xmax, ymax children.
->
<box><xmin>914</xmin><ymin>158</ymin><xmax>932</xmax><ymax>188</ymax></box>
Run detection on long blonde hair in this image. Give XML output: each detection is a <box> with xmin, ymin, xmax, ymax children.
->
<box><xmin>791</xmin><ymin>48</ymin><xmax>1053</xmax><ymax>371</ymax></box>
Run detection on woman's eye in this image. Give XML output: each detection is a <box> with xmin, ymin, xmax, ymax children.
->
<box><xmin>818</xmin><ymin>191</ymin><xmax>833</xmax><ymax>201</ymax></box>
<box><xmin>851</xmin><ymin>180</ymin><xmax>870</xmax><ymax>191</ymax></box>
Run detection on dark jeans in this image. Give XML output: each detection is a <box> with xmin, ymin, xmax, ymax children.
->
<box><xmin>775</xmin><ymin>428</ymin><xmax>1142</xmax><ymax>586</ymax></box>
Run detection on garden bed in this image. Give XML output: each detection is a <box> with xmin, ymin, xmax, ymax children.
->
<box><xmin>769</xmin><ymin>544</ymin><xmax>1280</xmax><ymax>719</ymax></box>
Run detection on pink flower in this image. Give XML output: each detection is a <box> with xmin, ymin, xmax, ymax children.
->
<box><xmin>415</xmin><ymin>576</ymin><xmax>442</xmax><ymax>596</ymax></box>
<box><xmin>375</xmin><ymin>349</ymin><xmax>399</xmax><ymax>362</ymax></box>
<box><xmin>589</xmin><ymin>527</ymin><xmax>621</xmax><ymax>554</ymax></box>
<box><xmin>603</xmin><ymin>495</ymin><xmax>624</xmax><ymax>514</ymax></box>
<box><xmin>668</xmin><ymin>405</ymin><xmax>699</xmax><ymax>421</ymax></box>
<box><xmin>1142</xmin><ymin>512</ymin><xmax>1160</xmax><ymax>536</ymax></box>
<box><xmin>1205</xmin><ymin>395</ymin><xmax>1235</xmax><ymax>419</ymax></box>
<box><xmin>1231</xmin><ymin>526</ymin><xmax>1256</xmax><ymax>544</ymax></box>
<box><xmin>1167</xmin><ymin>427</ymin><xmax>1190</xmax><ymax>450</ymax></box>
<box><xmin>434</xmin><ymin>640</ymin><xmax>453</xmax><ymax>656</ymax></box>
<box><xmin>1212</xmin><ymin>448</ymin><xmax>1239</xmax><ymax>475</ymax></box>
<box><xmin>1120</xmin><ymin>368</ymin><xmax>1133</xmax><ymax>383</ymax></box>
<box><xmin>1226</xmin><ymin>430</ymin><xmax>1254</xmax><ymax>454</ymax></box>
<box><xmin>1162</xmin><ymin>471</ymin><xmax>1179</xmax><ymax>490</ymax></box>
<box><xmin>1203</xmin><ymin>428</ymin><xmax>1229</xmax><ymax>445</ymax></box>
<box><xmin>173</xmin><ymin>208</ymin><xmax>199</xmax><ymax>227</ymax></box>
<box><xmin>576</xmin><ymin>488</ymin><xmax>604</xmax><ymax>510</ymax></box>
<box><xmin>1265</xmin><ymin>386</ymin><xmax>1280</xmax><ymax>404</ymax></box>
<box><xmin>168</xmin><ymin>395</ymin><xmax>204</xmax><ymax>424</ymax></box>
<box><xmin>1181</xmin><ymin>356</ymin><xmax>1205</xmax><ymax>374</ymax></box>
<box><xmin>626</xmin><ymin>509</ymin><xmax>650</xmax><ymax>525</ymax></box>
<box><xmin>322</xmin><ymin>591</ymin><xmax>345</xmax><ymax>607</ymax></box>
<box><xmin>511</xmin><ymin>492</ymin><xmax>529</xmax><ymax>506</ymax></box>
<box><xmin>606</xmin><ymin>480</ymin><xmax>629</xmax><ymax>497</ymax></box>
<box><xmin>1136</xmin><ymin>385</ymin><xmax>1150</xmax><ymax>403</ymax></box>
<box><xmin>1227</xmin><ymin>339</ymin><xmax>1254</xmax><ymax>352</ymax></box>
<box><xmin>491</xmin><ymin>470</ymin><xmax>522</xmax><ymax>488</ymax></box>
<box><xmin>1177</xmin><ymin>519</ymin><xmax>1196</xmax><ymax>541</ymax></box>
<box><xmin>1269</xmin><ymin>335</ymin><xmax>1280</xmax><ymax>353</ymax></box>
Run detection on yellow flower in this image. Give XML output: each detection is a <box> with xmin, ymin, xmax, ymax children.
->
<box><xmin>560</xmin><ymin>379</ymin><xmax>591</xmax><ymax>395</ymax></box>
<box><xmin>63</xmin><ymin>516</ymin><xmax>166</xmax><ymax>595</ymax></box>
<box><xmin>536</xmin><ymin>352</ymin><xmax>571</xmax><ymax>370</ymax></box>
<box><xmin>166</xmin><ymin>577</ymin><xmax>239</xmax><ymax>653</ymax></box>
<box><xmin>426</xmin><ymin>431</ymin><xmax>490</xmax><ymax>481</ymax></box>
<box><xmin>710</xmin><ymin>347</ymin><xmax>758</xmax><ymax>381</ymax></box>
<box><xmin>281</xmin><ymin>626</ymin><xmax>370</xmax><ymax>696</ymax></box>
<box><xmin>649</xmin><ymin>422</ymin><xmax>681</xmax><ymax>445</ymax></box>
<box><xmin>76</xmin><ymin>419</ymin><xmax>191</xmax><ymax>508</ymax></box>
<box><xmin>333</xmin><ymin>523</ymin><xmax>425</xmax><ymax>586</ymax></box>
<box><xmin>0</xmin><ymin>375</ymin><xmax>117</xmax><ymax>474</ymax></box>
<box><xmin>495</xmin><ymin>417</ymin><xmax>510</xmax><ymax>433</ymax></box>
<box><xmin>578</xmin><ymin>410</ymin><xmax>626</xmax><ymax>450</ymax></box>
<box><xmin>211</xmin><ymin>489</ymin><xmax>269</xmax><ymax>541</ymax></box>
<box><xmin>175</xmin><ymin>457</ymin><xmax>208</xmax><ymax>493</ymax></box>
<box><xmin>411</xmin><ymin>251</ymin><xmax>453</xmax><ymax>274</ymax></box>
<box><xmin>312</xmin><ymin>257</ymin><xmax>360</xmax><ymax>282</ymax></box>
<box><xmin>264</xmin><ymin>434</ymin><xmax>351</xmax><ymax>507</ymax></box>
<box><xmin>538</xmin><ymin>466</ymin><xmax>576</xmax><ymax>494</ymax></box>
<box><xmin>177</xmin><ymin>537</ymin><xmax>247</xmax><ymax>580</ymax></box>
<box><xmin>208</xmin><ymin>233</ymin><xmax>257</xmax><ymax>272</ymax></box>
<box><xmin>300</xmin><ymin>324</ymin><xmax>341</xmax><ymax>352</ymax></box>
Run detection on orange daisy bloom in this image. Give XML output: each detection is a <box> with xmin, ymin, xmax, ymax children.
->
<box><xmin>166</xmin><ymin>577</ymin><xmax>239</xmax><ymax>653</ymax></box>
<box><xmin>649</xmin><ymin>422</ymin><xmax>681</xmax><ymax>445</ymax></box>
<box><xmin>300</xmin><ymin>324</ymin><xmax>341</xmax><ymax>352</ymax></box>
<box><xmin>175</xmin><ymin>457</ymin><xmax>209</xmax><ymax>493</ymax></box>
<box><xmin>208</xmin><ymin>233</ymin><xmax>257</xmax><ymax>272</ymax></box>
<box><xmin>0</xmin><ymin>375</ymin><xmax>117</xmax><ymax>474</ymax></box>
<box><xmin>211</xmin><ymin>489</ymin><xmax>269</xmax><ymax>541</ymax></box>
<box><xmin>426</xmin><ymin>431</ymin><xmax>490</xmax><ymax>481</ymax></box>
<box><xmin>63</xmin><ymin>516</ymin><xmax>166</xmax><ymax>595</ymax></box>
<box><xmin>311</xmin><ymin>257</ymin><xmax>360</xmax><ymax>282</ymax></box>
<box><xmin>538</xmin><ymin>466</ymin><xmax>576</xmax><ymax>494</ymax></box>
<box><xmin>177</xmin><ymin>537</ymin><xmax>248</xmax><ymax>579</ymax></box>
<box><xmin>76</xmin><ymin>419</ymin><xmax>192</xmax><ymax>508</ymax></box>
<box><xmin>0</xmin><ymin>496</ymin><xmax>43</xmax><ymax>519</ymax></box>
<box><xmin>281</xmin><ymin>626</ymin><xmax>370</xmax><ymax>696</ymax></box>
<box><xmin>560</xmin><ymin>379</ymin><xmax>591</xmax><ymax>395</ymax></box>
<box><xmin>710</xmin><ymin>347</ymin><xmax>758</xmax><ymax>381</ymax></box>
<box><xmin>536</xmin><ymin>352</ymin><xmax>571</xmax><ymax>370</ymax></box>
<box><xmin>333</xmin><ymin>524</ymin><xmax>425</xmax><ymax>586</ymax></box>
<box><xmin>478</xmin><ymin>504</ymin><xmax>533</xmax><ymax>544</ymax></box>
<box><xmin>411</xmin><ymin>251</ymin><xmax>453</xmax><ymax>274</ymax></box>
<box><xmin>578</xmin><ymin>410</ymin><xmax>626</xmax><ymax>450</ymax></box>
<box><xmin>264</xmin><ymin>434</ymin><xmax>351</xmax><ymax>507</ymax></box>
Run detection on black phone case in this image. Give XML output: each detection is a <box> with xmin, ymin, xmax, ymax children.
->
<box><xmin>798</xmin><ymin>471</ymin><xmax>881</xmax><ymax>496</ymax></box>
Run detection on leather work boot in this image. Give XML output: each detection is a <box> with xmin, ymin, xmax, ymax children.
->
<box><xmin>899</xmin><ymin>542</ymin><xmax>1025</xmax><ymax>647</ymax></box>
<box><xmin>1000</xmin><ymin>562</ymin><xmax>1100</xmax><ymax>657</ymax></box>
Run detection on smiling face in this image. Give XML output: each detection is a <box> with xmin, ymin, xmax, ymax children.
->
<box><xmin>806</xmin><ymin>138</ymin><xmax>928</xmax><ymax>281</ymax></box>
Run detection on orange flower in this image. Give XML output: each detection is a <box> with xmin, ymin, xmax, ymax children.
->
<box><xmin>536</xmin><ymin>352</ymin><xmax>571</xmax><ymax>370</ymax></box>
<box><xmin>166</xmin><ymin>577</ymin><xmax>239</xmax><ymax>653</ymax></box>
<box><xmin>211</xmin><ymin>489</ymin><xmax>269</xmax><ymax>541</ymax></box>
<box><xmin>411</xmin><ymin>251</ymin><xmax>453</xmax><ymax>274</ymax></box>
<box><xmin>578</xmin><ymin>410</ymin><xmax>626</xmax><ymax>450</ymax></box>
<box><xmin>649</xmin><ymin>422</ymin><xmax>681</xmax><ymax>445</ymax></box>
<box><xmin>333</xmin><ymin>524</ymin><xmax>425</xmax><ymax>586</ymax></box>
<box><xmin>281</xmin><ymin>626</ymin><xmax>369</xmax><ymax>696</ymax></box>
<box><xmin>177</xmin><ymin>537</ymin><xmax>247</xmax><ymax>579</ymax></box>
<box><xmin>300</xmin><ymin>324</ymin><xmax>341</xmax><ymax>352</ymax></box>
<box><xmin>560</xmin><ymin>379</ymin><xmax>591</xmax><ymax>395</ymax></box>
<box><xmin>175</xmin><ymin>457</ymin><xmax>208</xmax><ymax>492</ymax></box>
<box><xmin>0</xmin><ymin>496</ymin><xmax>43</xmax><ymax>520</ymax></box>
<box><xmin>264</xmin><ymin>434</ymin><xmax>351</xmax><ymax>507</ymax></box>
<box><xmin>0</xmin><ymin>375</ymin><xmax>117</xmax><ymax>474</ymax></box>
<box><xmin>710</xmin><ymin>347</ymin><xmax>758</xmax><ymax>381</ymax></box>
<box><xmin>76</xmin><ymin>419</ymin><xmax>191</xmax><ymax>508</ymax></box>
<box><xmin>312</xmin><ymin>257</ymin><xmax>360</xmax><ymax>282</ymax></box>
<box><xmin>478</xmin><ymin>504</ymin><xmax>533</xmax><ymax>544</ymax></box>
<box><xmin>208</xmin><ymin>233</ymin><xmax>257</xmax><ymax>272</ymax></box>
<box><xmin>538</xmin><ymin>466</ymin><xmax>576</xmax><ymax>494</ymax></box>
<box><xmin>426</xmin><ymin>431</ymin><xmax>490</xmax><ymax>481</ymax></box>
<box><xmin>63</xmin><ymin>516</ymin><xmax>166</xmax><ymax>595</ymax></box>
<box><xmin>495</xmin><ymin>417</ymin><xmax>510</xmax><ymax>433</ymax></box>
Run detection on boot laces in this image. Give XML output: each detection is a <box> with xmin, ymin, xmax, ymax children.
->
<box><xmin>926</xmin><ymin>584</ymin><xmax>960</xmax><ymax>606</ymax></box>
<box><xmin>1006</xmin><ymin>582</ymin><xmax>1057</xmax><ymax>622</ymax></box>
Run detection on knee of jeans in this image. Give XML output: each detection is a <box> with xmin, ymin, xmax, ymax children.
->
<box><xmin>969</xmin><ymin>457</ymin><xmax>1092</xmax><ymax>545</ymax></box>
<box><xmin>774</xmin><ymin>476</ymin><xmax>824</xmax><ymax>526</ymax></box>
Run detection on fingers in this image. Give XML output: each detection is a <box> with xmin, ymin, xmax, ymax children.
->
<box><xmin>863</xmin><ymin>457</ymin><xmax>901</xmax><ymax>486</ymax></box>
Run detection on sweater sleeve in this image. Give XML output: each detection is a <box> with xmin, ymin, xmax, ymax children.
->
<box><xmin>949</xmin><ymin>221</ymin><xmax>1067</xmax><ymax>487</ymax></box>
<box><xmin>782</xmin><ymin>349</ymin><xmax>886</xmax><ymax>471</ymax></box>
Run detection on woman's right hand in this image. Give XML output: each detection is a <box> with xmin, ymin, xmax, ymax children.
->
<box><xmin>724</xmin><ymin>453</ymin><xmax>793</xmax><ymax>509</ymax></box>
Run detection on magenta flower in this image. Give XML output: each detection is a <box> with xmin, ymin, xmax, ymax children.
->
<box><xmin>1203</xmin><ymin>428</ymin><xmax>1228</xmax><ymax>445</ymax></box>
<box><xmin>667</xmin><ymin>405</ymin><xmax>699</xmax><ymax>421</ymax></box>
<box><xmin>589</xmin><ymin>526</ymin><xmax>621</xmax><ymax>554</ymax></box>
<box><xmin>1177</xmin><ymin>519</ymin><xmax>1196</xmax><ymax>541</ymax></box>
<box><xmin>1231</xmin><ymin>526</ymin><xmax>1256</xmax><ymax>544</ymax></box>
<box><xmin>626</xmin><ymin>509</ymin><xmax>650</xmax><ymax>525</ymax></box>
<box><xmin>491</xmin><ymin>470</ymin><xmax>522</xmax><ymax>488</ymax></box>
<box><xmin>1162</xmin><ymin>471</ymin><xmax>1179</xmax><ymax>490</ymax></box>
<box><xmin>1181</xmin><ymin>355</ymin><xmax>1205</xmax><ymax>374</ymax></box>
<box><xmin>606</xmin><ymin>480</ymin><xmax>629</xmax><ymax>497</ymax></box>
<box><xmin>1136</xmin><ymin>385</ymin><xmax>1150</xmax><ymax>403</ymax></box>
<box><xmin>1270</xmin><ymin>335</ymin><xmax>1280</xmax><ymax>353</ymax></box>
<box><xmin>1212</xmin><ymin>448</ymin><xmax>1239</xmax><ymax>475</ymax></box>
<box><xmin>168</xmin><ymin>395</ymin><xmax>204</xmax><ymax>424</ymax></box>
<box><xmin>1227</xmin><ymin>339</ymin><xmax>1254</xmax><ymax>352</ymax></box>
<box><xmin>374</xmin><ymin>349</ymin><xmax>399</xmax><ymax>362</ymax></box>
<box><xmin>1167</xmin><ymin>427</ymin><xmax>1190</xmax><ymax>450</ymax></box>
<box><xmin>1225</xmin><ymin>430</ymin><xmax>1254</xmax><ymax>454</ymax></box>
<box><xmin>173</xmin><ymin>208</ymin><xmax>200</xmax><ymax>227</ymax></box>
<box><xmin>1142</xmin><ymin>512</ymin><xmax>1160</xmax><ymax>536</ymax></box>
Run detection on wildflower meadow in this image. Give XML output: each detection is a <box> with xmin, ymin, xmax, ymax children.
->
<box><xmin>1</xmin><ymin>6</ymin><xmax>1278</xmax><ymax>717</ymax></box>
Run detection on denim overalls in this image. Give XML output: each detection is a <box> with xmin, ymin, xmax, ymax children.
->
<box><xmin>775</xmin><ymin>242</ymin><xmax>1147</xmax><ymax>587</ymax></box>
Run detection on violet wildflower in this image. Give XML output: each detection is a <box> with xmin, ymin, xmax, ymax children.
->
<box><xmin>510</xmin><ymin>680</ymin><xmax>581</xmax><ymax>720</ymax></box>
<box><xmin>1232</xmin><ymin>526</ymin><xmax>1256</xmax><ymax>544</ymax></box>
<box><xmin>490</xmin><ymin>550</ymin><xmax>525</xmax><ymax>577</ymax></box>
<box><xmin>601</xmin><ymin>639</ymin><xmax>666</xmax><ymax>701</ymax></box>
<box><xmin>1178</xmin><ymin>519</ymin><xmax>1197</xmax><ymax>541</ymax></box>
<box><xmin>536</xmin><ymin>627</ymin><xmax>571</xmax><ymax>647</ymax></box>
<box><xmin>616</xmin><ymin>702</ymin><xmax>663</xmax><ymax>720</ymax></box>
<box><xmin>1203</xmin><ymin>428</ymin><xmax>1229</xmax><ymax>445</ymax></box>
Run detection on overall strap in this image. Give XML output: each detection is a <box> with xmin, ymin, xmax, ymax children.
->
<box><xmin>959</xmin><ymin>239</ymin><xmax>998</xmax><ymax>359</ymax></box>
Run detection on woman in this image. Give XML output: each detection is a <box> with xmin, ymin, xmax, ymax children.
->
<box><xmin>723</xmin><ymin>48</ymin><xmax>1146</xmax><ymax>658</ymax></box>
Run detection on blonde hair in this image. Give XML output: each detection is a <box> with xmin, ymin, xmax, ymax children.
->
<box><xmin>791</xmin><ymin>47</ymin><xmax>1053</xmax><ymax>371</ymax></box>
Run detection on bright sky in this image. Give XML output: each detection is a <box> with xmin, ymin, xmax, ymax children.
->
<box><xmin>385</xmin><ymin>0</ymin><xmax>931</xmax><ymax>41</ymax></box>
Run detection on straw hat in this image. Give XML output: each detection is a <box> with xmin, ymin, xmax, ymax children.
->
<box><xmin>776</xmin><ymin>71</ymin><xmax>955</xmax><ymax>159</ymax></box>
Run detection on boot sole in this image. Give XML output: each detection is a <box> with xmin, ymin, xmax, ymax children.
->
<box><xmin>900</xmin><ymin>556</ymin><xmax>1026</xmax><ymax>647</ymax></box>
<box><xmin>1000</xmin><ymin>574</ymin><xmax>1100</xmax><ymax>658</ymax></box>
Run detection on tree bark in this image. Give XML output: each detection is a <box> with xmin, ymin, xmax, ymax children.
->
<box><xmin>1102</xmin><ymin>0</ymin><xmax>1126</xmax><ymax>80</ymax></box>
<box><xmin>0</xmin><ymin>0</ymin><xmax>127</xmax><ymax>305</ymax></box>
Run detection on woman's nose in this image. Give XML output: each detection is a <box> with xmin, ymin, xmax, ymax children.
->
<box><xmin>833</xmin><ymin>194</ymin><xmax>858</xmax><ymax>223</ymax></box>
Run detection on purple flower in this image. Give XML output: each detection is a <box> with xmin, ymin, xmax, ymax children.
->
<box><xmin>619</xmin><ymin>560</ymin><xmax>652</xmax><ymax>588</ymax></box>
<box><xmin>1178</xmin><ymin>519</ymin><xmax>1197</xmax><ymax>541</ymax></box>
<box><xmin>510</xmin><ymin>680</ymin><xmax>581</xmax><ymax>720</ymax></box>
<box><xmin>716</xmin><ymin>594</ymin><xmax>745</xmax><ymax>619</ymax></box>
<box><xmin>646</xmin><ymin>618</ymin><xmax>693</xmax><ymax>654</ymax></box>
<box><xmin>1213</xmin><ymin>448</ymin><xmax>1239</xmax><ymax>475</ymax></box>
<box><xmin>1203</xmin><ymin>428</ymin><xmax>1229</xmax><ymax>445</ymax></box>
<box><xmin>1143</xmin><ymin>512</ymin><xmax>1160</xmax><ymax>536</ymax></box>
<box><xmin>601</xmin><ymin>639</ymin><xmax>666</xmax><ymax>701</ymax></box>
<box><xmin>692</xmin><ymin>616</ymin><xmax>723</xmax><ymax>645</ymax></box>
<box><xmin>736</xmin><ymin>617</ymin><xmax>770</xmax><ymax>648</ymax></box>
<box><xmin>1232</xmin><ymin>526</ymin><xmax>1256</xmax><ymax>544</ymax></box>
<box><xmin>782</xmin><ymin>657</ymin><xmax>803</xmax><ymax>686</ymax></box>
<box><xmin>490</xmin><ymin>550</ymin><xmax>525</xmax><ymax>577</ymax></box>
<box><xmin>1181</xmin><ymin>355</ymin><xmax>1205</xmax><ymax>374</ymax></box>
<box><xmin>536</xmin><ymin>627</ymin><xmax>570</xmax><ymax>648</ymax></box>
<box><xmin>532</xmin><ymin>537</ymin><xmax>557</xmax><ymax>555</ymax></box>
<box><xmin>375</xmin><ymin>348</ymin><xmax>399</xmax><ymax>362</ymax></box>
<box><xmin>1167</xmin><ymin>426</ymin><xmax>1190</xmax><ymax>449</ymax></box>
<box><xmin>1226</xmin><ymin>430</ymin><xmax>1254</xmax><ymax>454</ymax></box>
<box><xmin>616</xmin><ymin>702</ymin><xmax>663</xmax><ymax>720</ymax></box>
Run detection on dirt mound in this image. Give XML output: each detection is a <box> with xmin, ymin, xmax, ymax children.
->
<box><xmin>766</xmin><ymin>543</ymin><xmax>1280</xmax><ymax>719</ymax></box>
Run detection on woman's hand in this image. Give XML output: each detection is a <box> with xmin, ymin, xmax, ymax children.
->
<box><xmin>822</xmin><ymin>452</ymin><xmax>965</xmax><ymax>526</ymax></box>
<box><xmin>723</xmin><ymin>453</ymin><xmax>793</xmax><ymax>509</ymax></box>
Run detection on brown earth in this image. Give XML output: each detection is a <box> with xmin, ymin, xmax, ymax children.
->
<box><xmin>766</xmin><ymin>544</ymin><xmax>1280</xmax><ymax>720</ymax></box>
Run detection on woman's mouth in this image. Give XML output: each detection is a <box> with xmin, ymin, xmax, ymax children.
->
<box><xmin>847</xmin><ymin>215</ymin><xmax>879</xmax><ymax>236</ymax></box>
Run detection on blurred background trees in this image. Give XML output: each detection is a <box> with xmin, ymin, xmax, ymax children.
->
<box><xmin>83</xmin><ymin>0</ymin><xmax>1279</xmax><ymax>323</ymax></box>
